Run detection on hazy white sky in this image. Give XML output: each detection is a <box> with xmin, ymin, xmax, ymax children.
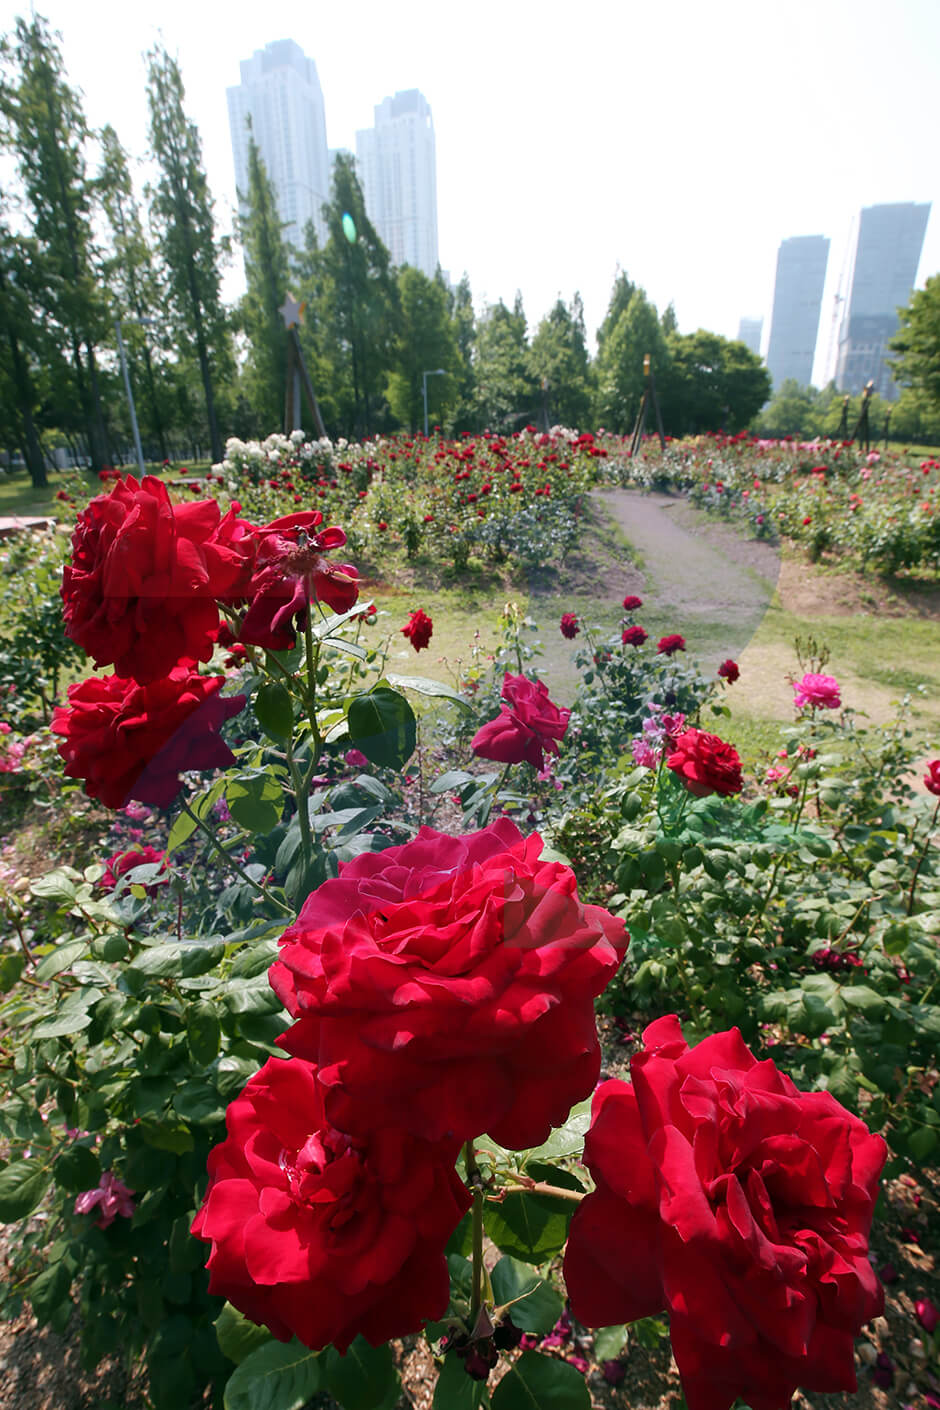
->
<box><xmin>2</xmin><ymin>0</ymin><xmax>938</xmax><ymax>378</ymax></box>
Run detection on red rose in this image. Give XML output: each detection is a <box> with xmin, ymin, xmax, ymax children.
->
<box><xmin>622</xmin><ymin>626</ymin><xmax>648</xmax><ymax>648</ymax></box>
<box><xmin>924</xmin><ymin>759</ymin><xmax>940</xmax><ymax>797</ymax></box>
<box><xmin>238</xmin><ymin>512</ymin><xmax>359</xmax><ymax>650</ymax></box>
<box><xmin>559</xmin><ymin>612</ymin><xmax>580</xmax><ymax>640</ymax></box>
<box><xmin>51</xmin><ymin>668</ymin><xmax>245</xmax><ymax>808</ymax></box>
<box><xmin>622</xmin><ymin>595</ymin><xmax>643</xmax><ymax>611</ymax></box>
<box><xmin>471</xmin><ymin>673</ymin><xmax>570</xmax><ymax>772</ymax></box>
<box><xmin>564</xmin><ymin>1016</ymin><xmax>886</xmax><ymax>1410</ymax></box>
<box><xmin>657</xmin><ymin>634</ymin><xmax>686</xmax><ymax>655</ymax></box>
<box><xmin>401</xmin><ymin>608</ymin><xmax>433</xmax><ymax>652</ymax></box>
<box><xmin>100</xmin><ymin>845</ymin><xmax>167</xmax><ymax>891</ymax></box>
<box><xmin>61</xmin><ymin>475</ymin><xmax>251</xmax><ymax>684</ymax></box>
<box><xmin>717</xmin><ymin>659</ymin><xmax>739</xmax><ymax>683</ymax></box>
<box><xmin>270</xmin><ymin>820</ymin><xmax>627</xmax><ymax>1149</ymax></box>
<box><xmin>191</xmin><ymin>1056</ymin><xmax>469</xmax><ymax>1353</ymax></box>
<box><xmin>666</xmin><ymin>727</ymin><xmax>743</xmax><ymax>797</ymax></box>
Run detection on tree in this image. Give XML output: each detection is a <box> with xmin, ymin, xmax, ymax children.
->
<box><xmin>237</xmin><ymin>133</ymin><xmax>291</xmax><ymax>433</ymax></box>
<box><xmin>146</xmin><ymin>43</ymin><xmax>231</xmax><ymax>463</ymax></box>
<box><xmin>753</xmin><ymin>378</ymin><xmax>820</xmax><ymax>439</ymax></box>
<box><xmin>1</xmin><ymin>15</ymin><xmax>110</xmax><ymax>472</ymax></box>
<box><xmin>316</xmin><ymin>153</ymin><xmax>397</xmax><ymax>437</ymax></box>
<box><xmin>663</xmin><ymin>331</ymin><xmax>770</xmax><ymax>435</ymax></box>
<box><xmin>448</xmin><ymin>273</ymin><xmax>477</xmax><ymax>431</ymax></box>
<box><xmin>0</xmin><ymin>210</ymin><xmax>47</xmax><ymax>485</ymax></box>
<box><xmin>385</xmin><ymin>267</ymin><xmax>458</xmax><ymax>431</ymax></box>
<box><xmin>528</xmin><ymin>295</ymin><xmax>591</xmax><ymax>429</ymax></box>
<box><xmin>473</xmin><ymin>295</ymin><xmax>535</xmax><ymax>430</ymax></box>
<box><xmin>99</xmin><ymin>125</ymin><xmax>170</xmax><ymax>461</ymax></box>
<box><xmin>596</xmin><ymin>268</ymin><xmax>637</xmax><ymax>352</ymax></box>
<box><xmin>593</xmin><ymin>288</ymin><xmax>668</xmax><ymax>434</ymax></box>
<box><xmin>292</xmin><ymin>219</ymin><xmax>337</xmax><ymax>434</ymax></box>
<box><xmin>891</xmin><ymin>275</ymin><xmax>940</xmax><ymax>413</ymax></box>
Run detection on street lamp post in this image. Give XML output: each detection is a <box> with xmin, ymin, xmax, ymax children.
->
<box><xmin>115</xmin><ymin>319</ymin><xmax>146</xmax><ymax>477</ymax></box>
<box><xmin>422</xmin><ymin>368</ymin><xmax>447</xmax><ymax>437</ymax></box>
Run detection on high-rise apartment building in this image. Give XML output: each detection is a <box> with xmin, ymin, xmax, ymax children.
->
<box><xmin>737</xmin><ymin>317</ymin><xmax>763</xmax><ymax>358</ymax></box>
<box><xmin>766</xmin><ymin>236</ymin><xmax>830</xmax><ymax>390</ymax></box>
<box><xmin>227</xmin><ymin>40</ymin><xmax>331</xmax><ymax>251</ymax></box>
<box><xmin>355</xmin><ymin>90</ymin><xmax>439</xmax><ymax>276</ymax></box>
<box><xmin>835</xmin><ymin>201</ymin><xmax>931</xmax><ymax>400</ymax></box>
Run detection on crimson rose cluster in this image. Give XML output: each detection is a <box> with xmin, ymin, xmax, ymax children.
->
<box><xmin>53</xmin><ymin>474</ymin><xmax>358</xmax><ymax>806</ymax></box>
<box><xmin>191</xmin><ymin>819</ymin><xmax>628</xmax><ymax>1352</ymax></box>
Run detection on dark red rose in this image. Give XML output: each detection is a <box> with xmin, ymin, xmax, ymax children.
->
<box><xmin>471</xmin><ymin>673</ymin><xmax>570</xmax><ymax>772</ymax></box>
<box><xmin>61</xmin><ymin>475</ymin><xmax>252</xmax><ymax>684</ymax></box>
<box><xmin>622</xmin><ymin>626</ymin><xmax>648</xmax><ymax>648</ymax></box>
<box><xmin>51</xmin><ymin>668</ymin><xmax>245</xmax><ymax>809</ymax></box>
<box><xmin>622</xmin><ymin>595</ymin><xmax>643</xmax><ymax>611</ymax></box>
<box><xmin>667</xmin><ymin>728</ymin><xmax>742</xmax><ymax>797</ymax></box>
<box><xmin>270</xmin><ymin>820</ymin><xmax>627</xmax><ymax>1149</ymax></box>
<box><xmin>717</xmin><ymin>659</ymin><xmax>739</xmax><ymax>683</ymax></box>
<box><xmin>656</xmin><ymin>634</ymin><xmax>686</xmax><ymax>655</ymax></box>
<box><xmin>564</xmin><ymin>1016</ymin><xmax>886</xmax><ymax>1410</ymax></box>
<box><xmin>401</xmin><ymin>608</ymin><xmax>433</xmax><ymax>652</ymax></box>
<box><xmin>100</xmin><ymin>845</ymin><xmax>167</xmax><ymax>891</ymax></box>
<box><xmin>559</xmin><ymin>612</ymin><xmax>580</xmax><ymax>640</ymax></box>
<box><xmin>923</xmin><ymin>759</ymin><xmax>940</xmax><ymax>797</ymax></box>
<box><xmin>238</xmin><ymin>512</ymin><xmax>359</xmax><ymax>650</ymax></box>
<box><xmin>191</xmin><ymin>1055</ymin><xmax>469</xmax><ymax>1353</ymax></box>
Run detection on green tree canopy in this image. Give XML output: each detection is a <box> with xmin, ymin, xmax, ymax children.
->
<box><xmin>237</xmin><ymin>133</ymin><xmax>291</xmax><ymax>434</ymax></box>
<box><xmin>473</xmin><ymin>294</ymin><xmax>535</xmax><ymax>430</ymax></box>
<box><xmin>890</xmin><ymin>274</ymin><xmax>940</xmax><ymax>412</ymax></box>
<box><xmin>663</xmin><ymin>330</ymin><xmax>770</xmax><ymax>434</ymax></box>
<box><xmin>385</xmin><ymin>267</ymin><xmax>459</xmax><ymax>432</ymax></box>
<box><xmin>593</xmin><ymin>288</ymin><xmax>668</xmax><ymax>434</ymax></box>
<box><xmin>528</xmin><ymin>295</ymin><xmax>591</xmax><ymax>430</ymax></box>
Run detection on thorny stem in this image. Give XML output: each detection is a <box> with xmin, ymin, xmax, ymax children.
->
<box><xmin>179</xmin><ymin>799</ymin><xmax>291</xmax><ymax>915</ymax></box>
<box><xmin>501</xmin><ymin>1172</ymin><xmax>585</xmax><ymax>1204</ymax></box>
<box><xmin>908</xmin><ymin>797</ymin><xmax>940</xmax><ymax>917</ymax></box>
<box><xmin>465</xmin><ymin>1140</ymin><xmax>484</xmax><ymax>1327</ymax></box>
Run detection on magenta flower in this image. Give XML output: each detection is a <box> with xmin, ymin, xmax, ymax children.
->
<box><xmin>915</xmin><ymin>1297</ymin><xmax>939</xmax><ymax>1333</ymax></box>
<box><xmin>559</xmin><ymin>613</ymin><xmax>580</xmax><ymax>640</ymax></box>
<box><xmin>74</xmin><ymin>1171</ymin><xmax>135</xmax><ymax>1228</ymax></box>
<box><xmin>792</xmin><ymin>673</ymin><xmax>841</xmax><ymax>711</ymax></box>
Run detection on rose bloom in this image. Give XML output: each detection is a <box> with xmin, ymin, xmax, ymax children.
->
<box><xmin>74</xmin><ymin>1171</ymin><xmax>135</xmax><ymax>1229</ymax></box>
<box><xmin>191</xmin><ymin>1056</ymin><xmax>470</xmax><ymax>1353</ymax></box>
<box><xmin>622</xmin><ymin>594</ymin><xmax>643</xmax><ymax>611</ymax></box>
<box><xmin>622</xmin><ymin>626</ymin><xmax>648</xmax><ymax>648</ymax></box>
<box><xmin>471</xmin><ymin>673</ymin><xmax>571</xmax><ymax>772</ymax></box>
<box><xmin>792</xmin><ymin>673</ymin><xmax>841</xmax><ymax>711</ymax></box>
<box><xmin>61</xmin><ymin>475</ymin><xmax>251</xmax><ymax>684</ymax></box>
<box><xmin>667</xmin><ymin>727</ymin><xmax>743</xmax><ymax>798</ymax></box>
<box><xmin>238</xmin><ymin>511</ymin><xmax>359</xmax><ymax>650</ymax></box>
<box><xmin>923</xmin><ymin>759</ymin><xmax>940</xmax><ymax>797</ymax></box>
<box><xmin>657</xmin><ymin>634</ymin><xmax>687</xmax><ymax>656</ymax></box>
<box><xmin>100</xmin><ymin>845</ymin><xmax>167</xmax><ymax>891</ymax></box>
<box><xmin>52</xmin><ymin>668</ymin><xmax>245</xmax><ymax>809</ymax></box>
<box><xmin>564</xmin><ymin>1016</ymin><xmax>886</xmax><ymax>1410</ymax></box>
<box><xmin>559</xmin><ymin>612</ymin><xmax>580</xmax><ymax>640</ymax></box>
<box><xmin>717</xmin><ymin>659</ymin><xmax>740</xmax><ymax>683</ymax></box>
<box><xmin>270</xmin><ymin>820</ymin><xmax>627</xmax><ymax>1150</ymax></box>
<box><xmin>401</xmin><ymin>608</ymin><xmax>433</xmax><ymax>652</ymax></box>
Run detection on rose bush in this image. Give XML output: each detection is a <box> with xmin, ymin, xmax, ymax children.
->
<box><xmin>191</xmin><ymin>1055</ymin><xmax>470</xmax><ymax>1354</ymax></box>
<box><xmin>270</xmin><ymin>819</ymin><xmax>627</xmax><ymax>1149</ymax></box>
<box><xmin>565</xmin><ymin>1015</ymin><xmax>886</xmax><ymax>1410</ymax></box>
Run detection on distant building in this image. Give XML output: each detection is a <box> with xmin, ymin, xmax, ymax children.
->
<box><xmin>355</xmin><ymin>90</ymin><xmax>439</xmax><ymax>276</ymax></box>
<box><xmin>835</xmin><ymin>201</ymin><xmax>931</xmax><ymax>400</ymax></box>
<box><xmin>766</xmin><ymin>236</ymin><xmax>830</xmax><ymax>390</ymax></box>
<box><xmin>737</xmin><ymin>317</ymin><xmax>763</xmax><ymax>357</ymax></box>
<box><xmin>227</xmin><ymin>39</ymin><xmax>331</xmax><ymax>251</ymax></box>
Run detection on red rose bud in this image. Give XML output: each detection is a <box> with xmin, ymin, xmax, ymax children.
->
<box><xmin>564</xmin><ymin>1016</ymin><xmax>886</xmax><ymax>1410</ymax></box>
<box><xmin>401</xmin><ymin>609</ymin><xmax>433</xmax><ymax>652</ymax></box>
<box><xmin>270</xmin><ymin>820</ymin><xmax>627</xmax><ymax>1150</ymax></box>
<box><xmin>192</xmin><ymin>1056</ymin><xmax>470</xmax><ymax>1353</ymax></box>
<box><xmin>717</xmin><ymin>659</ymin><xmax>739</xmax><ymax>683</ymax></box>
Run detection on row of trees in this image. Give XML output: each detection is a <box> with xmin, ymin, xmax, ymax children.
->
<box><xmin>753</xmin><ymin>375</ymin><xmax>940</xmax><ymax>445</ymax></box>
<box><xmin>3</xmin><ymin>15</ymin><xmax>936</xmax><ymax>488</ymax></box>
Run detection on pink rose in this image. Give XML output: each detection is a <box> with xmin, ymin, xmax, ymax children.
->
<box><xmin>792</xmin><ymin>673</ymin><xmax>841</xmax><ymax>711</ymax></box>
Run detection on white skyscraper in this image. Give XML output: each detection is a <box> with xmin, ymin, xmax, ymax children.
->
<box><xmin>356</xmin><ymin>90</ymin><xmax>439</xmax><ymax>276</ymax></box>
<box><xmin>227</xmin><ymin>40</ymin><xmax>331</xmax><ymax>251</ymax></box>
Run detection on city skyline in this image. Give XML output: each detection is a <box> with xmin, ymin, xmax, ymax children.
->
<box><xmin>1</xmin><ymin>0</ymin><xmax>938</xmax><ymax>356</ymax></box>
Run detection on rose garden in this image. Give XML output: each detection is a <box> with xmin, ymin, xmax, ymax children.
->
<box><xmin>0</xmin><ymin>427</ymin><xmax>938</xmax><ymax>1410</ymax></box>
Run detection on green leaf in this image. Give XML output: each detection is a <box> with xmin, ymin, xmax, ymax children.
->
<box><xmin>129</xmin><ymin>938</ymin><xmax>225</xmax><ymax>979</ymax></box>
<box><xmin>167</xmin><ymin>807</ymin><xmax>199</xmax><ymax>853</ymax></box>
<box><xmin>524</xmin><ymin>1099</ymin><xmax>592</xmax><ymax>1161</ymax></box>
<box><xmin>840</xmin><ymin>985</ymin><xmax>886</xmax><ymax>1015</ymax></box>
<box><xmin>482</xmin><ymin>1184</ymin><xmax>573</xmax><ymax>1265</ymax></box>
<box><xmin>255</xmin><ymin>683</ymin><xmax>295</xmax><ymax>742</ymax></box>
<box><xmin>347</xmin><ymin>687</ymin><xmax>416</xmax><ymax>771</ymax></box>
<box><xmin>223</xmin><ymin>1337</ymin><xmax>322</xmax><ymax>1410</ymax></box>
<box><xmin>491</xmin><ymin>1351</ymin><xmax>590</xmax><ymax>1409</ymax></box>
<box><xmin>0</xmin><ymin>1159</ymin><xmax>52</xmax><ymax>1223</ymax></box>
<box><xmin>186</xmin><ymin>1001</ymin><xmax>221</xmax><ymax>1065</ymax></box>
<box><xmin>0</xmin><ymin>953</ymin><xmax>25</xmax><ymax>992</ymax></box>
<box><xmin>324</xmin><ymin>1336</ymin><xmax>400</xmax><ymax>1410</ymax></box>
<box><xmin>226</xmin><ymin>770</ymin><xmax>284</xmax><ymax>835</ymax></box>
<box><xmin>214</xmin><ymin>1302</ymin><xmax>274</xmax><ymax>1366</ymax></box>
<box><xmin>29</xmin><ymin>1259</ymin><xmax>72</xmax><ymax>1326</ymax></box>
<box><xmin>430</xmin><ymin>769</ymin><xmax>476</xmax><ymax>795</ymax></box>
<box><xmin>29</xmin><ymin>867</ymin><xmax>80</xmax><ymax>903</ymax></box>
<box><xmin>33</xmin><ymin>938</ymin><xmax>86</xmax><ymax>982</ymax></box>
<box><xmin>592</xmin><ymin>1324</ymin><xmax>628</xmax><ymax>1361</ymax></box>
<box><xmin>386</xmin><ymin>672</ymin><xmax>474</xmax><ymax>710</ymax></box>
<box><xmin>172</xmin><ymin>1082</ymin><xmax>225</xmax><ymax>1126</ymax></box>
<box><xmin>907</xmin><ymin>1125</ymin><xmax>938</xmax><ymax>1162</ymax></box>
<box><xmin>432</xmin><ymin>1352</ymin><xmax>491</xmax><ymax>1408</ymax></box>
<box><xmin>53</xmin><ymin>1143</ymin><xmax>100</xmax><ymax>1192</ymax></box>
<box><xmin>490</xmin><ymin>1256</ymin><xmax>563</xmax><ymax>1333</ymax></box>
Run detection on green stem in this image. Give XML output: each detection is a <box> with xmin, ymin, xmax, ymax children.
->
<box><xmin>465</xmin><ymin>1140</ymin><xmax>484</xmax><ymax>1327</ymax></box>
<box><xmin>502</xmin><ymin>1174</ymin><xmax>585</xmax><ymax>1203</ymax></box>
<box><xmin>286</xmin><ymin>735</ymin><xmax>314</xmax><ymax>873</ymax></box>
<box><xmin>303</xmin><ymin>610</ymin><xmax>323</xmax><ymax>766</ymax></box>
<box><xmin>179</xmin><ymin>799</ymin><xmax>291</xmax><ymax>915</ymax></box>
<box><xmin>907</xmin><ymin>797</ymin><xmax>939</xmax><ymax>918</ymax></box>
